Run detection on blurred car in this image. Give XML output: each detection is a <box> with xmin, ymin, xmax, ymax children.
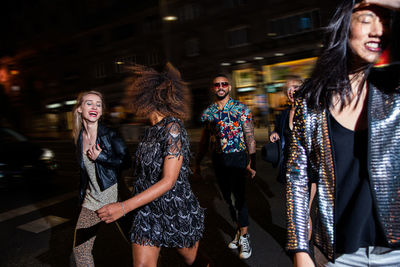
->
<box><xmin>0</xmin><ymin>127</ymin><xmax>58</xmax><ymax>186</ymax></box>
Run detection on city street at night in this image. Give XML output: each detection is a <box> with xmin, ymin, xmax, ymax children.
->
<box><xmin>2</xmin><ymin>0</ymin><xmax>400</xmax><ymax>266</ymax></box>
<box><xmin>0</xmin><ymin>128</ymin><xmax>291</xmax><ymax>267</ymax></box>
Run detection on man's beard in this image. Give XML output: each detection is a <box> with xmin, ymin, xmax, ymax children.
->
<box><xmin>215</xmin><ymin>90</ymin><xmax>229</xmax><ymax>100</ymax></box>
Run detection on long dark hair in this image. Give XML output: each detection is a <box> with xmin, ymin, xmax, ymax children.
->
<box><xmin>298</xmin><ymin>0</ymin><xmax>370</xmax><ymax>111</ymax></box>
<box><xmin>125</xmin><ymin>63</ymin><xmax>191</xmax><ymax>121</ymax></box>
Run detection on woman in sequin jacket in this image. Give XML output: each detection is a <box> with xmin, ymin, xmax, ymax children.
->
<box><xmin>286</xmin><ymin>0</ymin><xmax>400</xmax><ymax>266</ymax></box>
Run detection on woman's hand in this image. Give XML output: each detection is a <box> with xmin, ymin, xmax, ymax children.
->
<box><xmin>270</xmin><ymin>132</ymin><xmax>280</xmax><ymax>143</ymax></box>
<box><xmin>96</xmin><ymin>202</ymin><xmax>125</xmax><ymax>224</ymax></box>
<box><xmin>87</xmin><ymin>143</ymin><xmax>102</xmax><ymax>161</ymax></box>
<box><xmin>294</xmin><ymin>252</ymin><xmax>315</xmax><ymax>267</ymax></box>
<box><xmin>364</xmin><ymin>0</ymin><xmax>400</xmax><ymax>10</ymax></box>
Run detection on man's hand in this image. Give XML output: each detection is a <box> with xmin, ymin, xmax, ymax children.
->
<box><xmin>246</xmin><ymin>164</ymin><xmax>256</xmax><ymax>179</ymax></box>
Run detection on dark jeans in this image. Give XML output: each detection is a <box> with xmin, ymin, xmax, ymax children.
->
<box><xmin>212</xmin><ymin>151</ymin><xmax>249</xmax><ymax>228</ymax></box>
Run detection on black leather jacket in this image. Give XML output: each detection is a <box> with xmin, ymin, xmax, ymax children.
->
<box><xmin>77</xmin><ymin>122</ymin><xmax>128</xmax><ymax>204</ymax></box>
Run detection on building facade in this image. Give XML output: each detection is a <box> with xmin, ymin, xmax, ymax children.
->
<box><xmin>0</xmin><ymin>0</ymin><xmax>339</xmax><ymax>136</ymax></box>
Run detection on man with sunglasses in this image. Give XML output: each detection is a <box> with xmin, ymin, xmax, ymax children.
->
<box><xmin>194</xmin><ymin>74</ymin><xmax>256</xmax><ymax>259</ymax></box>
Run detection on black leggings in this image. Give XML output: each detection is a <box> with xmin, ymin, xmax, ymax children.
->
<box><xmin>212</xmin><ymin>152</ymin><xmax>249</xmax><ymax>228</ymax></box>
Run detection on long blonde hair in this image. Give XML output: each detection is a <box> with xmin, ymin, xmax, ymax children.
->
<box><xmin>72</xmin><ymin>90</ymin><xmax>105</xmax><ymax>144</ymax></box>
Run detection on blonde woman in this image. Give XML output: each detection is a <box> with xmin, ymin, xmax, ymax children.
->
<box><xmin>72</xmin><ymin>91</ymin><xmax>128</xmax><ymax>266</ymax></box>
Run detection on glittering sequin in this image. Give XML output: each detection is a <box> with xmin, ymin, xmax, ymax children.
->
<box><xmin>286</xmin><ymin>83</ymin><xmax>400</xmax><ymax>262</ymax></box>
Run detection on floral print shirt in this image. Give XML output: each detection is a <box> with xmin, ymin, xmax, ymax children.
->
<box><xmin>201</xmin><ymin>98</ymin><xmax>253</xmax><ymax>154</ymax></box>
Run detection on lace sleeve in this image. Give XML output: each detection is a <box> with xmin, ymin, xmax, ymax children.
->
<box><xmin>163</xmin><ymin>121</ymin><xmax>184</xmax><ymax>158</ymax></box>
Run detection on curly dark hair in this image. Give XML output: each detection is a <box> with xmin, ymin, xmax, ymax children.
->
<box><xmin>125</xmin><ymin>63</ymin><xmax>191</xmax><ymax>121</ymax></box>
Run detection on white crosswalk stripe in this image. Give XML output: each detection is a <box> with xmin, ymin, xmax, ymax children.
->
<box><xmin>17</xmin><ymin>215</ymin><xmax>70</xmax><ymax>233</ymax></box>
<box><xmin>0</xmin><ymin>191</ymin><xmax>75</xmax><ymax>222</ymax></box>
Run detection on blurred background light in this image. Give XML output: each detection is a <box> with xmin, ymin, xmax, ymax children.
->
<box><xmin>220</xmin><ymin>62</ymin><xmax>231</xmax><ymax>66</ymax></box>
<box><xmin>163</xmin><ymin>15</ymin><xmax>178</xmax><ymax>21</ymax></box>
<box><xmin>11</xmin><ymin>85</ymin><xmax>20</xmax><ymax>91</ymax></box>
<box><xmin>64</xmin><ymin>100</ymin><xmax>77</xmax><ymax>105</ymax></box>
<box><xmin>46</xmin><ymin>103</ymin><xmax>62</xmax><ymax>109</ymax></box>
<box><xmin>237</xmin><ymin>86</ymin><xmax>256</xmax><ymax>92</ymax></box>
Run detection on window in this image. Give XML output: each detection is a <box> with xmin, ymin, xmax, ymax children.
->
<box><xmin>267</xmin><ymin>9</ymin><xmax>320</xmax><ymax>38</ymax></box>
<box><xmin>111</xmin><ymin>24</ymin><xmax>135</xmax><ymax>40</ymax></box>
<box><xmin>223</xmin><ymin>0</ymin><xmax>247</xmax><ymax>8</ymax></box>
<box><xmin>60</xmin><ymin>42</ymin><xmax>80</xmax><ymax>56</ymax></box>
<box><xmin>64</xmin><ymin>71</ymin><xmax>80</xmax><ymax>84</ymax></box>
<box><xmin>179</xmin><ymin>3</ymin><xmax>201</xmax><ymax>21</ymax></box>
<box><xmin>227</xmin><ymin>27</ymin><xmax>249</xmax><ymax>48</ymax></box>
<box><xmin>91</xmin><ymin>33</ymin><xmax>106</xmax><ymax>47</ymax></box>
<box><xmin>185</xmin><ymin>38</ymin><xmax>199</xmax><ymax>57</ymax></box>
<box><xmin>114</xmin><ymin>55</ymin><xmax>136</xmax><ymax>73</ymax></box>
<box><xmin>143</xmin><ymin>16</ymin><xmax>161</xmax><ymax>33</ymax></box>
<box><xmin>95</xmin><ymin>63</ymin><xmax>106</xmax><ymax>78</ymax></box>
<box><xmin>147</xmin><ymin>53</ymin><xmax>159</xmax><ymax>66</ymax></box>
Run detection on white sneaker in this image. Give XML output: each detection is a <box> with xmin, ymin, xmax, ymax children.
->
<box><xmin>239</xmin><ymin>233</ymin><xmax>252</xmax><ymax>259</ymax></box>
<box><xmin>228</xmin><ymin>230</ymin><xmax>240</xmax><ymax>249</ymax></box>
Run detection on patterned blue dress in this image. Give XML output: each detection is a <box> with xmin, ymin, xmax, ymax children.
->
<box><xmin>129</xmin><ymin>116</ymin><xmax>204</xmax><ymax>248</ymax></box>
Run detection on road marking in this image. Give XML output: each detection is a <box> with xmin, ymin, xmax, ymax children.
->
<box><xmin>17</xmin><ymin>215</ymin><xmax>70</xmax><ymax>233</ymax></box>
<box><xmin>0</xmin><ymin>191</ymin><xmax>76</xmax><ymax>222</ymax></box>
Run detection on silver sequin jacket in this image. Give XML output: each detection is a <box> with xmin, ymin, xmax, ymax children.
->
<box><xmin>286</xmin><ymin>65</ymin><xmax>400</xmax><ymax>262</ymax></box>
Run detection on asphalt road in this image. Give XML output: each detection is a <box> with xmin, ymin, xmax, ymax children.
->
<box><xmin>0</xmin><ymin>127</ymin><xmax>292</xmax><ymax>267</ymax></box>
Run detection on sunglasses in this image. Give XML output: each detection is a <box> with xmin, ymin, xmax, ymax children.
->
<box><xmin>213</xmin><ymin>82</ymin><xmax>229</xmax><ymax>88</ymax></box>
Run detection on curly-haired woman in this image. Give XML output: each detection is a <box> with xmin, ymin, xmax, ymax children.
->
<box><xmin>97</xmin><ymin>63</ymin><xmax>207</xmax><ymax>266</ymax></box>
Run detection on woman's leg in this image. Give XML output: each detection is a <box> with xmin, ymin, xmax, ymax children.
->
<box><xmin>132</xmin><ymin>243</ymin><xmax>160</xmax><ymax>267</ymax></box>
<box><xmin>73</xmin><ymin>207</ymin><xmax>102</xmax><ymax>267</ymax></box>
<box><xmin>177</xmin><ymin>241</ymin><xmax>199</xmax><ymax>266</ymax></box>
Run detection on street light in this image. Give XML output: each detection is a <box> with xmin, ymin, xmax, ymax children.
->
<box><xmin>162</xmin><ymin>15</ymin><xmax>178</xmax><ymax>21</ymax></box>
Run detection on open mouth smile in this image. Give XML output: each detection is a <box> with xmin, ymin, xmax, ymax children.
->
<box><xmin>89</xmin><ymin>111</ymin><xmax>98</xmax><ymax>117</ymax></box>
<box><xmin>365</xmin><ymin>42</ymin><xmax>381</xmax><ymax>52</ymax></box>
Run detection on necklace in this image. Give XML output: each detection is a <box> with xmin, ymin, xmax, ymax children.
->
<box><xmin>85</xmin><ymin>133</ymin><xmax>96</xmax><ymax>146</ymax></box>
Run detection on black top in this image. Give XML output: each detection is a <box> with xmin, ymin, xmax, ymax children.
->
<box><xmin>130</xmin><ymin>117</ymin><xmax>204</xmax><ymax>248</ymax></box>
<box><xmin>330</xmin><ymin>115</ymin><xmax>386</xmax><ymax>254</ymax></box>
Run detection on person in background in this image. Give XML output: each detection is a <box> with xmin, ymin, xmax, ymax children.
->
<box><xmin>72</xmin><ymin>90</ymin><xmax>128</xmax><ymax>266</ymax></box>
<box><xmin>286</xmin><ymin>0</ymin><xmax>400</xmax><ymax>266</ymax></box>
<box><xmin>269</xmin><ymin>75</ymin><xmax>302</xmax><ymax>184</ymax></box>
<box><xmin>97</xmin><ymin>63</ymin><xmax>208</xmax><ymax>267</ymax></box>
<box><xmin>194</xmin><ymin>74</ymin><xmax>256</xmax><ymax>259</ymax></box>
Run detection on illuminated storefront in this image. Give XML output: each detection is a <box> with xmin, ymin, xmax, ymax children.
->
<box><xmin>232</xmin><ymin>57</ymin><xmax>317</xmax><ymax>112</ymax></box>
